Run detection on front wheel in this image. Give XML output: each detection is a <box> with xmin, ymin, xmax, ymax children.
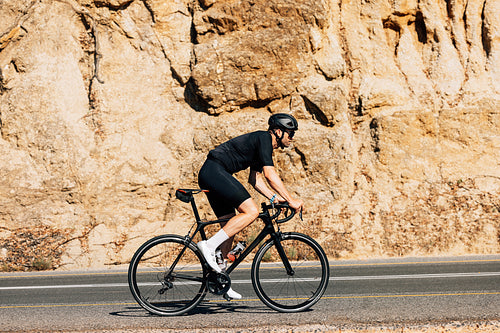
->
<box><xmin>128</xmin><ymin>235</ymin><xmax>207</xmax><ymax>316</ymax></box>
<box><xmin>251</xmin><ymin>232</ymin><xmax>329</xmax><ymax>312</ymax></box>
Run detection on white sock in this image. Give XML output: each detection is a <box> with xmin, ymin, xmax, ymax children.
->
<box><xmin>206</xmin><ymin>229</ymin><xmax>229</xmax><ymax>250</ymax></box>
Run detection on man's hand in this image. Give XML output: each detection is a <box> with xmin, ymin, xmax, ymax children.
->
<box><xmin>288</xmin><ymin>198</ymin><xmax>304</xmax><ymax>214</ymax></box>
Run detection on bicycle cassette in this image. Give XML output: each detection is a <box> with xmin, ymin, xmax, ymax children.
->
<box><xmin>207</xmin><ymin>271</ymin><xmax>231</xmax><ymax>295</ymax></box>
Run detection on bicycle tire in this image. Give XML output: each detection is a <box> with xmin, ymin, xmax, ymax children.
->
<box><xmin>128</xmin><ymin>235</ymin><xmax>207</xmax><ymax>316</ymax></box>
<box><xmin>251</xmin><ymin>232</ymin><xmax>329</xmax><ymax>312</ymax></box>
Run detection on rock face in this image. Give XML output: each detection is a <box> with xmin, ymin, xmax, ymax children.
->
<box><xmin>0</xmin><ymin>0</ymin><xmax>498</xmax><ymax>270</ymax></box>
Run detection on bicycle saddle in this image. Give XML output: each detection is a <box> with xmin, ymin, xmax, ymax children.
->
<box><xmin>175</xmin><ymin>189</ymin><xmax>208</xmax><ymax>203</ymax></box>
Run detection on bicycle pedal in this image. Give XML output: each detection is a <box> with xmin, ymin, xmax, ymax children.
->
<box><xmin>223</xmin><ymin>293</ymin><xmax>232</xmax><ymax>301</ymax></box>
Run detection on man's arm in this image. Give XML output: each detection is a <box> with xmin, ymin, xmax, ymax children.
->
<box><xmin>261</xmin><ymin>166</ymin><xmax>293</xmax><ymax>202</ymax></box>
<box><xmin>261</xmin><ymin>166</ymin><xmax>304</xmax><ymax>212</ymax></box>
<box><xmin>248</xmin><ymin>169</ymin><xmax>275</xmax><ymax>200</ymax></box>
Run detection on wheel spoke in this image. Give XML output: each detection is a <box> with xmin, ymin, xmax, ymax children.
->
<box><xmin>128</xmin><ymin>236</ymin><xmax>207</xmax><ymax>316</ymax></box>
<box><xmin>251</xmin><ymin>233</ymin><xmax>329</xmax><ymax>312</ymax></box>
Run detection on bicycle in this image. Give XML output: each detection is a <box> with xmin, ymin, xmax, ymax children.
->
<box><xmin>128</xmin><ymin>189</ymin><xmax>329</xmax><ymax>316</ymax></box>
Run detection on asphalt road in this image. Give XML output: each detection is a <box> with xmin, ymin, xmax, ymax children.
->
<box><xmin>1</xmin><ymin>255</ymin><xmax>499</xmax><ymax>332</ymax></box>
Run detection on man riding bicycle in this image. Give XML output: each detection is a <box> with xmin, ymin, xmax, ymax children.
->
<box><xmin>197</xmin><ymin>113</ymin><xmax>304</xmax><ymax>299</ymax></box>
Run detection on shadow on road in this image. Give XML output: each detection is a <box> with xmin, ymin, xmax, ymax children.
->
<box><xmin>109</xmin><ymin>301</ymin><xmax>277</xmax><ymax>317</ymax></box>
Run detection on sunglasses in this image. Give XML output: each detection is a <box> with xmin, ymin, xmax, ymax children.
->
<box><xmin>285</xmin><ymin>130</ymin><xmax>295</xmax><ymax>139</ymax></box>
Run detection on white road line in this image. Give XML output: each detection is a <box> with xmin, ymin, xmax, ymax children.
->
<box><xmin>1</xmin><ymin>272</ymin><xmax>499</xmax><ymax>291</ymax></box>
<box><xmin>0</xmin><ymin>283</ymin><xmax>129</xmax><ymax>290</ymax></box>
<box><xmin>330</xmin><ymin>271</ymin><xmax>500</xmax><ymax>280</ymax></box>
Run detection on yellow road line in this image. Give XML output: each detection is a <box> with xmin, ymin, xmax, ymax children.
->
<box><xmin>1</xmin><ymin>292</ymin><xmax>498</xmax><ymax>309</ymax></box>
<box><xmin>231</xmin><ymin>292</ymin><xmax>500</xmax><ymax>303</ymax></box>
<box><xmin>322</xmin><ymin>291</ymin><xmax>500</xmax><ymax>300</ymax></box>
<box><xmin>1</xmin><ymin>258</ymin><xmax>499</xmax><ymax>279</ymax></box>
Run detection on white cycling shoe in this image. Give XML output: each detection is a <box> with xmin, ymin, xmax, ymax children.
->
<box><xmin>197</xmin><ymin>241</ymin><xmax>222</xmax><ymax>273</ymax></box>
<box><xmin>224</xmin><ymin>287</ymin><xmax>242</xmax><ymax>300</ymax></box>
<box><xmin>198</xmin><ymin>241</ymin><xmax>241</xmax><ymax>300</ymax></box>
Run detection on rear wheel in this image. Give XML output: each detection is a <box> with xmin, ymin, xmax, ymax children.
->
<box><xmin>128</xmin><ymin>235</ymin><xmax>207</xmax><ymax>316</ymax></box>
<box><xmin>251</xmin><ymin>232</ymin><xmax>329</xmax><ymax>312</ymax></box>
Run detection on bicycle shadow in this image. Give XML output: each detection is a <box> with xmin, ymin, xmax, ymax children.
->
<box><xmin>110</xmin><ymin>300</ymin><xmax>275</xmax><ymax>317</ymax></box>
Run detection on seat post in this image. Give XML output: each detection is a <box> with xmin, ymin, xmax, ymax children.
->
<box><xmin>190</xmin><ymin>195</ymin><xmax>208</xmax><ymax>240</ymax></box>
<box><xmin>190</xmin><ymin>196</ymin><xmax>202</xmax><ymax>222</ymax></box>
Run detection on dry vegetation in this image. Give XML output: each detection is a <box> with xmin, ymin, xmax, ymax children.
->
<box><xmin>0</xmin><ymin>225</ymin><xmax>73</xmax><ymax>271</ymax></box>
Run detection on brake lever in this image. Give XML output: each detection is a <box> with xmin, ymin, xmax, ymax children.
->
<box><xmin>299</xmin><ymin>208</ymin><xmax>303</xmax><ymax>221</ymax></box>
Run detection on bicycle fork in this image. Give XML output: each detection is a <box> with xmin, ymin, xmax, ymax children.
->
<box><xmin>270</xmin><ymin>232</ymin><xmax>295</xmax><ymax>276</ymax></box>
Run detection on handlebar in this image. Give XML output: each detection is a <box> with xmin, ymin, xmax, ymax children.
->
<box><xmin>261</xmin><ymin>202</ymin><xmax>302</xmax><ymax>224</ymax></box>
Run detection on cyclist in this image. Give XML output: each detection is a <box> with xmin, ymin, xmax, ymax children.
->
<box><xmin>197</xmin><ymin>113</ymin><xmax>304</xmax><ymax>299</ymax></box>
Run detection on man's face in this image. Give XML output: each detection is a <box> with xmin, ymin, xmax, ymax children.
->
<box><xmin>281</xmin><ymin>129</ymin><xmax>295</xmax><ymax>147</ymax></box>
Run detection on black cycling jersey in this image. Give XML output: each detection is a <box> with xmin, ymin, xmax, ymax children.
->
<box><xmin>207</xmin><ymin>131</ymin><xmax>274</xmax><ymax>174</ymax></box>
<box><xmin>199</xmin><ymin>130</ymin><xmax>275</xmax><ymax>217</ymax></box>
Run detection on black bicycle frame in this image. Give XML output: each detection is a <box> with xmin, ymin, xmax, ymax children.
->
<box><xmin>184</xmin><ymin>197</ymin><xmax>295</xmax><ymax>277</ymax></box>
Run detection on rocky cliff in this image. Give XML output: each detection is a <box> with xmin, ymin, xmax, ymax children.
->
<box><xmin>0</xmin><ymin>0</ymin><xmax>499</xmax><ymax>270</ymax></box>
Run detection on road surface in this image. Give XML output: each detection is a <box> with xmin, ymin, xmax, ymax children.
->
<box><xmin>0</xmin><ymin>255</ymin><xmax>499</xmax><ymax>332</ymax></box>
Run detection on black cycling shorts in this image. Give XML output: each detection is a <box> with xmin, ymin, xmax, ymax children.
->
<box><xmin>198</xmin><ymin>158</ymin><xmax>251</xmax><ymax>217</ymax></box>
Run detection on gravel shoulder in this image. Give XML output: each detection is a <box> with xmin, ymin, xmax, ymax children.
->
<box><xmin>73</xmin><ymin>321</ymin><xmax>500</xmax><ymax>332</ymax></box>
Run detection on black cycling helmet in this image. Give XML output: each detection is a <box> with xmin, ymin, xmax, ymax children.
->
<box><xmin>268</xmin><ymin>113</ymin><xmax>298</xmax><ymax>131</ymax></box>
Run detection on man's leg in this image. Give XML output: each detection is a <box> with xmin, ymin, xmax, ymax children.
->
<box><xmin>222</xmin><ymin>198</ymin><xmax>259</xmax><ymax>236</ymax></box>
<box><xmin>216</xmin><ymin>213</ymin><xmax>235</xmax><ymax>258</ymax></box>
<box><xmin>218</xmin><ymin>199</ymin><xmax>259</xmax><ymax>299</ymax></box>
<box><xmin>205</xmin><ymin>198</ymin><xmax>259</xmax><ymax>257</ymax></box>
<box><xmin>198</xmin><ymin>199</ymin><xmax>259</xmax><ymax>300</ymax></box>
<box><xmin>215</xmin><ymin>198</ymin><xmax>259</xmax><ymax>257</ymax></box>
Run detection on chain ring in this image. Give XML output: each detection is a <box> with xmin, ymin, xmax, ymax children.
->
<box><xmin>207</xmin><ymin>271</ymin><xmax>231</xmax><ymax>295</ymax></box>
